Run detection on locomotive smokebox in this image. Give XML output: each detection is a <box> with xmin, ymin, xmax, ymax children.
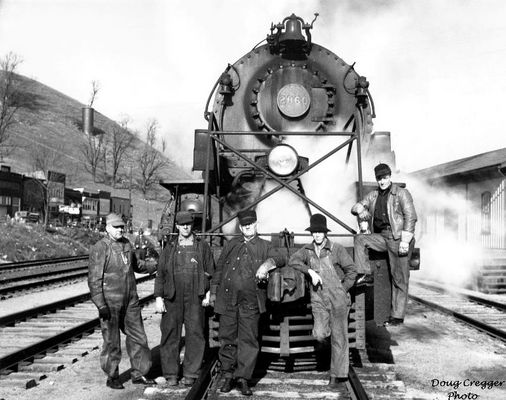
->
<box><xmin>82</xmin><ymin>106</ymin><xmax>95</xmax><ymax>135</ymax></box>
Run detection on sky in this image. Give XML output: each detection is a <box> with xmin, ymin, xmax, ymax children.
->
<box><xmin>0</xmin><ymin>0</ymin><xmax>505</xmax><ymax>173</ymax></box>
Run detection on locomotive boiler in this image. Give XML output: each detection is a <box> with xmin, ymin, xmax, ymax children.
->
<box><xmin>160</xmin><ymin>13</ymin><xmax>405</xmax><ymax>362</ymax></box>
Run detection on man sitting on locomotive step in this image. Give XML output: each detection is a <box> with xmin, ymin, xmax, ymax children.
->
<box><xmin>351</xmin><ymin>163</ymin><xmax>417</xmax><ymax>326</ymax></box>
<box><xmin>289</xmin><ymin>213</ymin><xmax>357</xmax><ymax>389</ymax></box>
<box><xmin>210</xmin><ymin>209</ymin><xmax>285</xmax><ymax>396</ymax></box>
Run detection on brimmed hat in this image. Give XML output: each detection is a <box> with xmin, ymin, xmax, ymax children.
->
<box><xmin>374</xmin><ymin>163</ymin><xmax>391</xmax><ymax>179</ymax></box>
<box><xmin>175</xmin><ymin>211</ymin><xmax>193</xmax><ymax>225</ymax></box>
<box><xmin>237</xmin><ymin>210</ymin><xmax>257</xmax><ymax>225</ymax></box>
<box><xmin>305</xmin><ymin>213</ymin><xmax>330</xmax><ymax>233</ymax></box>
<box><xmin>106</xmin><ymin>213</ymin><xmax>125</xmax><ymax>227</ymax></box>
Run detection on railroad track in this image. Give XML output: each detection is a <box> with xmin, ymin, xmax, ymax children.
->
<box><xmin>0</xmin><ymin>256</ymin><xmax>89</xmax><ymax>298</ymax></box>
<box><xmin>142</xmin><ymin>350</ymin><xmax>408</xmax><ymax>400</ymax></box>
<box><xmin>410</xmin><ymin>278</ymin><xmax>506</xmax><ymax>341</ymax></box>
<box><xmin>0</xmin><ymin>276</ymin><xmax>155</xmax><ymax>389</ymax></box>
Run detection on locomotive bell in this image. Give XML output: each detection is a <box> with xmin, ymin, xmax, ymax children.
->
<box><xmin>279</xmin><ymin>14</ymin><xmax>306</xmax><ymax>47</ymax></box>
<box><xmin>219</xmin><ymin>72</ymin><xmax>233</xmax><ymax>95</ymax></box>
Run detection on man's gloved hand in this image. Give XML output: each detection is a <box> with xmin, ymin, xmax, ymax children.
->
<box><xmin>307</xmin><ymin>269</ymin><xmax>322</xmax><ymax>287</ymax></box>
<box><xmin>155</xmin><ymin>297</ymin><xmax>166</xmax><ymax>313</ymax></box>
<box><xmin>209</xmin><ymin>293</ymin><xmax>216</xmax><ymax>307</ymax></box>
<box><xmin>399</xmin><ymin>241</ymin><xmax>410</xmax><ymax>255</ymax></box>
<box><xmin>358</xmin><ymin>210</ymin><xmax>371</xmax><ymax>221</ymax></box>
<box><xmin>256</xmin><ymin>259</ymin><xmax>275</xmax><ymax>281</ymax></box>
<box><xmin>98</xmin><ymin>306</ymin><xmax>111</xmax><ymax>321</ymax></box>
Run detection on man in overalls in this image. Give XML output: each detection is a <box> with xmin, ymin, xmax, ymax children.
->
<box><xmin>154</xmin><ymin>211</ymin><xmax>215</xmax><ymax>386</ymax></box>
<box><xmin>88</xmin><ymin>213</ymin><xmax>157</xmax><ymax>389</ymax></box>
<box><xmin>289</xmin><ymin>213</ymin><xmax>357</xmax><ymax>389</ymax></box>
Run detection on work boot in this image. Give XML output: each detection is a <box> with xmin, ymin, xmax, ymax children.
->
<box><xmin>384</xmin><ymin>317</ymin><xmax>404</xmax><ymax>326</ymax></box>
<box><xmin>237</xmin><ymin>378</ymin><xmax>252</xmax><ymax>396</ymax></box>
<box><xmin>165</xmin><ymin>376</ymin><xmax>178</xmax><ymax>386</ymax></box>
<box><xmin>131</xmin><ymin>375</ymin><xmax>157</xmax><ymax>385</ymax></box>
<box><xmin>328</xmin><ymin>377</ymin><xmax>347</xmax><ymax>390</ymax></box>
<box><xmin>182</xmin><ymin>376</ymin><xmax>196</xmax><ymax>386</ymax></box>
<box><xmin>106</xmin><ymin>377</ymin><xmax>124</xmax><ymax>390</ymax></box>
<box><xmin>220</xmin><ymin>378</ymin><xmax>234</xmax><ymax>393</ymax></box>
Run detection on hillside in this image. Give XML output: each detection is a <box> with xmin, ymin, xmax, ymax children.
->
<box><xmin>1</xmin><ymin>72</ymin><xmax>190</xmax><ymax>228</ymax></box>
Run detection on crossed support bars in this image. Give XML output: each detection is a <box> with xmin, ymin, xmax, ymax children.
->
<box><xmin>202</xmin><ymin>130</ymin><xmax>364</xmax><ymax>235</ymax></box>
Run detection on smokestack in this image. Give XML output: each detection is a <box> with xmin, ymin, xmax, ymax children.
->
<box><xmin>82</xmin><ymin>106</ymin><xmax>95</xmax><ymax>135</ymax></box>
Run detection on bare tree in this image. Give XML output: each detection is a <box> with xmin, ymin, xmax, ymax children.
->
<box><xmin>80</xmin><ymin>133</ymin><xmax>105</xmax><ymax>182</ymax></box>
<box><xmin>109</xmin><ymin>117</ymin><xmax>135</xmax><ymax>187</ymax></box>
<box><xmin>136</xmin><ymin>119</ymin><xmax>168</xmax><ymax>197</ymax></box>
<box><xmin>29</xmin><ymin>143</ymin><xmax>66</xmax><ymax>226</ymax></box>
<box><xmin>88</xmin><ymin>80</ymin><xmax>100</xmax><ymax>108</ymax></box>
<box><xmin>0</xmin><ymin>52</ymin><xmax>23</xmax><ymax>161</ymax></box>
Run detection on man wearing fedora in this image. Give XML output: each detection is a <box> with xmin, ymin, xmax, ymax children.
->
<box><xmin>210</xmin><ymin>209</ymin><xmax>285</xmax><ymax>396</ymax></box>
<box><xmin>88</xmin><ymin>213</ymin><xmax>157</xmax><ymax>389</ymax></box>
<box><xmin>154</xmin><ymin>211</ymin><xmax>215</xmax><ymax>387</ymax></box>
<box><xmin>351</xmin><ymin>163</ymin><xmax>417</xmax><ymax>326</ymax></box>
<box><xmin>289</xmin><ymin>213</ymin><xmax>357</xmax><ymax>389</ymax></box>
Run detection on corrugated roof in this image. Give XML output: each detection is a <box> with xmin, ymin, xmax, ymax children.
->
<box><xmin>411</xmin><ymin>147</ymin><xmax>506</xmax><ymax>180</ymax></box>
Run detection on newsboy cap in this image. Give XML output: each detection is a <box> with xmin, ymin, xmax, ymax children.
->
<box><xmin>305</xmin><ymin>213</ymin><xmax>330</xmax><ymax>233</ymax></box>
<box><xmin>237</xmin><ymin>210</ymin><xmax>257</xmax><ymax>225</ymax></box>
<box><xmin>374</xmin><ymin>163</ymin><xmax>392</xmax><ymax>178</ymax></box>
<box><xmin>175</xmin><ymin>211</ymin><xmax>194</xmax><ymax>225</ymax></box>
<box><xmin>106</xmin><ymin>213</ymin><xmax>125</xmax><ymax>227</ymax></box>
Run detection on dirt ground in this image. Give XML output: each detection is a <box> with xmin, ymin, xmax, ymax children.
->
<box><xmin>1</xmin><ymin>295</ymin><xmax>506</xmax><ymax>400</ymax></box>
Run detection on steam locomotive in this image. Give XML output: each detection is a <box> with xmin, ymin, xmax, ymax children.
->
<box><xmin>159</xmin><ymin>13</ymin><xmax>412</xmax><ymax>362</ymax></box>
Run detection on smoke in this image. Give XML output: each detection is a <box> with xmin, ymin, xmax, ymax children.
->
<box><xmin>404</xmin><ymin>175</ymin><xmax>483</xmax><ymax>289</ymax></box>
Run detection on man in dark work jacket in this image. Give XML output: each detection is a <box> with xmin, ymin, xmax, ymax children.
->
<box><xmin>210</xmin><ymin>210</ymin><xmax>285</xmax><ymax>396</ymax></box>
<box><xmin>351</xmin><ymin>163</ymin><xmax>417</xmax><ymax>326</ymax></box>
<box><xmin>88</xmin><ymin>213</ymin><xmax>157</xmax><ymax>389</ymax></box>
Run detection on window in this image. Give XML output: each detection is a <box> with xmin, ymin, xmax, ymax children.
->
<box><xmin>481</xmin><ymin>191</ymin><xmax>491</xmax><ymax>234</ymax></box>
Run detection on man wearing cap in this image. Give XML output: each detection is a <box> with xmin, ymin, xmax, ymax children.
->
<box><xmin>154</xmin><ymin>211</ymin><xmax>215</xmax><ymax>387</ymax></box>
<box><xmin>210</xmin><ymin>209</ymin><xmax>285</xmax><ymax>396</ymax></box>
<box><xmin>88</xmin><ymin>213</ymin><xmax>157</xmax><ymax>389</ymax></box>
<box><xmin>351</xmin><ymin>163</ymin><xmax>417</xmax><ymax>326</ymax></box>
<box><xmin>289</xmin><ymin>213</ymin><xmax>357</xmax><ymax>389</ymax></box>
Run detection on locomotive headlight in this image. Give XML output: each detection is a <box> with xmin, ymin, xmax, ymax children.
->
<box><xmin>268</xmin><ymin>144</ymin><xmax>299</xmax><ymax>176</ymax></box>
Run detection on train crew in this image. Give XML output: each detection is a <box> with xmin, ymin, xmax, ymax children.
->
<box><xmin>154</xmin><ymin>211</ymin><xmax>215</xmax><ymax>387</ymax></box>
<box><xmin>88</xmin><ymin>213</ymin><xmax>157</xmax><ymax>389</ymax></box>
<box><xmin>351</xmin><ymin>163</ymin><xmax>417</xmax><ymax>326</ymax></box>
<box><xmin>289</xmin><ymin>213</ymin><xmax>357</xmax><ymax>389</ymax></box>
<box><xmin>210</xmin><ymin>209</ymin><xmax>285</xmax><ymax>396</ymax></box>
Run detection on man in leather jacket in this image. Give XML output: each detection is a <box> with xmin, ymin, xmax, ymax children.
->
<box><xmin>210</xmin><ymin>210</ymin><xmax>285</xmax><ymax>396</ymax></box>
<box><xmin>154</xmin><ymin>211</ymin><xmax>215</xmax><ymax>387</ymax></box>
<box><xmin>351</xmin><ymin>163</ymin><xmax>417</xmax><ymax>326</ymax></box>
<box><xmin>88</xmin><ymin>213</ymin><xmax>157</xmax><ymax>389</ymax></box>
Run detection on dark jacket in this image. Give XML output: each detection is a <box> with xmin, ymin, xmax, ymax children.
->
<box><xmin>88</xmin><ymin>236</ymin><xmax>156</xmax><ymax>309</ymax></box>
<box><xmin>289</xmin><ymin>239</ymin><xmax>357</xmax><ymax>292</ymax></box>
<box><xmin>211</xmin><ymin>236</ymin><xmax>285</xmax><ymax>314</ymax></box>
<box><xmin>351</xmin><ymin>183</ymin><xmax>417</xmax><ymax>243</ymax></box>
<box><xmin>154</xmin><ymin>236</ymin><xmax>215</xmax><ymax>300</ymax></box>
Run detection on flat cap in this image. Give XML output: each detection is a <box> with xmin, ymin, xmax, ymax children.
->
<box><xmin>175</xmin><ymin>211</ymin><xmax>194</xmax><ymax>225</ymax></box>
<box><xmin>374</xmin><ymin>163</ymin><xmax>391</xmax><ymax>178</ymax></box>
<box><xmin>237</xmin><ymin>209</ymin><xmax>257</xmax><ymax>225</ymax></box>
<box><xmin>106</xmin><ymin>213</ymin><xmax>125</xmax><ymax>227</ymax></box>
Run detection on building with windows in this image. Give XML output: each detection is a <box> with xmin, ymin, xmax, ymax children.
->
<box><xmin>0</xmin><ymin>165</ymin><xmax>22</xmax><ymax>218</ymax></box>
<box><xmin>411</xmin><ymin>147</ymin><xmax>506</xmax><ymax>293</ymax></box>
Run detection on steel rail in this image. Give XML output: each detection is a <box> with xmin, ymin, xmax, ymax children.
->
<box><xmin>348</xmin><ymin>365</ymin><xmax>370</xmax><ymax>400</ymax></box>
<box><xmin>184</xmin><ymin>349</ymin><xmax>219</xmax><ymax>400</ymax></box>
<box><xmin>0</xmin><ymin>256</ymin><xmax>88</xmax><ymax>272</ymax></box>
<box><xmin>0</xmin><ymin>265</ymin><xmax>88</xmax><ymax>285</ymax></box>
<box><xmin>412</xmin><ymin>280</ymin><xmax>506</xmax><ymax>312</ymax></box>
<box><xmin>409</xmin><ymin>293</ymin><xmax>506</xmax><ymax>342</ymax></box>
<box><xmin>0</xmin><ymin>270</ymin><xmax>88</xmax><ymax>297</ymax></box>
<box><xmin>0</xmin><ymin>276</ymin><xmax>155</xmax><ymax>371</ymax></box>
